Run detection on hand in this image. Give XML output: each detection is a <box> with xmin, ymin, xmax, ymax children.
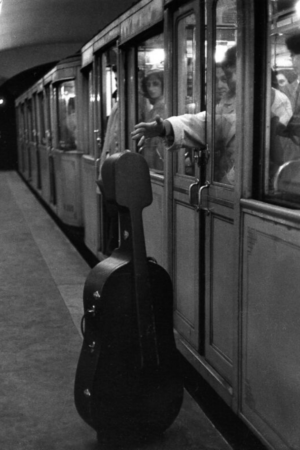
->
<box><xmin>131</xmin><ymin>115</ymin><xmax>164</xmax><ymax>148</ymax></box>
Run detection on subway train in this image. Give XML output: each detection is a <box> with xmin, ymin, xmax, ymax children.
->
<box><xmin>13</xmin><ymin>0</ymin><xmax>300</xmax><ymax>449</ymax></box>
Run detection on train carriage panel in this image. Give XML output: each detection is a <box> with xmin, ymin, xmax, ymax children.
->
<box><xmin>241</xmin><ymin>208</ymin><xmax>300</xmax><ymax>450</ymax></box>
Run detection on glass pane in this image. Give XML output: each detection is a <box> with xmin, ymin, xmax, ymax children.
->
<box><xmin>213</xmin><ymin>0</ymin><xmax>237</xmax><ymax>185</ymax></box>
<box><xmin>267</xmin><ymin>0</ymin><xmax>300</xmax><ymax>204</ymax></box>
<box><xmin>137</xmin><ymin>34</ymin><xmax>165</xmax><ymax>173</ymax></box>
<box><xmin>176</xmin><ymin>13</ymin><xmax>198</xmax><ymax>176</ymax></box>
<box><xmin>57</xmin><ymin>80</ymin><xmax>77</xmax><ymax>150</ymax></box>
<box><xmin>104</xmin><ymin>47</ymin><xmax>118</xmax><ymax>118</ymax></box>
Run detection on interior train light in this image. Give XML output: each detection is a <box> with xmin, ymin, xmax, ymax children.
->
<box><xmin>297</xmin><ymin>0</ymin><xmax>300</xmax><ymax>18</ymax></box>
<box><xmin>147</xmin><ymin>49</ymin><xmax>165</xmax><ymax>67</ymax></box>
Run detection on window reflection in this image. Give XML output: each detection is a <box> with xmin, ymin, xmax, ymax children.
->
<box><xmin>213</xmin><ymin>0</ymin><xmax>237</xmax><ymax>185</ymax></box>
<box><xmin>138</xmin><ymin>34</ymin><xmax>165</xmax><ymax>173</ymax></box>
<box><xmin>268</xmin><ymin>0</ymin><xmax>300</xmax><ymax>202</ymax></box>
<box><xmin>57</xmin><ymin>81</ymin><xmax>77</xmax><ymax>150</ymax></box>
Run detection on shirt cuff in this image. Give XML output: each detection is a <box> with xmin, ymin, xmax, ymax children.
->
<box><xmin>162</xmin><ymin>119</ymin><xmax>173</xmax><ymax>137</ymax></box>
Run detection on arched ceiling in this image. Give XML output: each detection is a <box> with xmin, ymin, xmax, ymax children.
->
<box><xmin>0</xmin><ymin>0</ymin><xmax>135</xmax><ymax>89</ymax></box>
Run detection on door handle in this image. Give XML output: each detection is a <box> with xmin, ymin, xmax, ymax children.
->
<box><xmin>189</xmin><ymin>179</ymin><xmax>199</xmax><ymax>206</ymax></box>
<box><xmin>197</xmin><ymin>181</ymin><xmax>210</xmax><ymax>214</ymax></box>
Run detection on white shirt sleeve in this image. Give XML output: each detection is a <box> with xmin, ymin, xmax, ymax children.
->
<box><xmin>166</xmin><ymin>112</ymin><xmax>207</xmax><ymax>151</ymax></box>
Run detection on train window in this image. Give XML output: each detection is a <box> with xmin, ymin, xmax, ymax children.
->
<box><xmin>213</xmin><ymin>0</ymin><xmax>237</xmax><ymax>185</ymax></box>
<box><xmin>99</xmin><ymin>46</ymin><xmax>119</xmax><ymax>158</ymax></box>
<box><xmin>104</xmin><ymin>47</ymin><xmax>118</xmax><ymax>118</ymax></box>
<box><xmin>137</xmin><ymin>34</ymin><xmax>165</xmax><ymax>173</ymax></box>
<box><xmin>265</xmin><ymin>0</ymin><xmax>300</xmax><ymax>205</ymax></box>
<box><xmin>37</xmin><ymin>92</ymin><xmax>46</xmax><ymax>146</ymax></box>
<box><xmin>175</xmin><ymin>12</ymin><xmax>198</xmax><ymax>176</ymax></box>
<box><xmin>56</xmin><ymin>80</ymin><xmax>77</xmax><ymax>150</ymax></box>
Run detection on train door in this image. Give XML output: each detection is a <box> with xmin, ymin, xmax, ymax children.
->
<box><xmin>203</xmin><ymin>0</ymin><xmax>238</xmax><ymax>398</ymax></box>
<box><xmin>171</xmin><ymin>0</ymin><xmax>239</xmax><ymax>405</ymax></box>
<box><xmin>171</xmin><ymin>0</ymin><xmax>203</xmax><ymax>352</ymax></box>
<box><xmin>95</xmin><ymin>44</ymin><xmax>118</xmax><ymax>256</ymax></box>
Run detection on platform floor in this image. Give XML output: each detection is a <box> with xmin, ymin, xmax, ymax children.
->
<box><xmin>0</xmin><ymin>171</ymin><xmax>234</xmax><ymax>450</ymax></box>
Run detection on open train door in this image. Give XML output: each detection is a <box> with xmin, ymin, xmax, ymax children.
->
<box><xmin>170</xmin><ymin>0</ymin><xmax>203</xmax><ymax>355</ymax></box>
<box><xmin>170</xmin><ymin>0</ymin><xmax>240</xmax><ymax>407</ymax></box>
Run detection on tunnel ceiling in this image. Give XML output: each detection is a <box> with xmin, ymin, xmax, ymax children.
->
<box><xmin>0</xmin><ymin>0</ymin><xmax>135</xmax><ymax>89</ymax></box>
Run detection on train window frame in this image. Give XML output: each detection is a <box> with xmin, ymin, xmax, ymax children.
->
<box><xmin>172</xmin><ymin>0</ymin><xmax>202</xmax><ymax>181</ymax></box>
<box><xmin>120</xmin><ymin>22</ymin><xmax>165</xmax><ymax>174</ymax></box>
<box><xmin>94</xmin><ymin>43</ymin><xmax>119</xmax><ymax>160</ymax></box>
<box><xmin>211</xmin><ymin>0</ymin><xmax>237</xmax><ymax>187</ymax></box>
<box><xmin>82</xmin><ymin>64</ymin><xmax>96</xmax><ymax>157</ymax></box>
<box><xmin>136</xmin><ymin>31</ymin><xmax>165</xmax><ymax>174</ymax></box>
<box><xmin>257</xmin><ymin>0</ymin><xmax>300</xmax><ymax>208</ymax></box>
<box><xmin>55</xmin><ymin>79</ymin><xmax>77</xmax><ymax>151</ymax></box>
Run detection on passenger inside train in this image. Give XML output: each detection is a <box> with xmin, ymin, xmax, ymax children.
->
<box><xmin>132</xmin><ymin>42</ymin><xmax>295</xmax><ymax>188</ymax></box>
<box><xmin>132</xmin><ymin>45</ymin><xmax>237</xmax><ymax>184</ymax></box>
<box><xmin>280</xmin><ymin>34</ymin><xmax>300</xmax><ymax>144</ymax></box>
<box><xmin>276</xmin><ymin>68</ymin><xmax>297</xmax><ymax>91</ymax></box>
<box><xmin>270</xmin><ymin>31</ymin><xmax>300</xmax><ymax>197</ymax></box>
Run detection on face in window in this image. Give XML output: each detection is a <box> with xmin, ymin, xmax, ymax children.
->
<box><xmin>276</xmin><ymin>73</ymin><xmax>288</xmax><ymax>87</ymax></box>
<box><xmin>145</xmin><ymin>74</ymin><xmax>163</xmax><ymax>104</ymax></box>
<box><xmin>224</xmin><ymin>66</ymin><xmax>236</xmax><ymax>96</ymax></box>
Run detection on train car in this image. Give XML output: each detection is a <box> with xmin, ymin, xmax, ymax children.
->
<box><xmin>16</xmin><ymin>54</ymin><xmax>84</xmax><ymax>226</ymax></box>
<box><xmin>15</xmin><ymin>0</ymin><xmax>300</xmax><ymax>449</ymax></box>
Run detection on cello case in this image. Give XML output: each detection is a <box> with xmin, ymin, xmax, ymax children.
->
<box><xmin>74</xmin><ymin>151</ymin><xmax>183</xmax><ymax>441</ymax></box>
